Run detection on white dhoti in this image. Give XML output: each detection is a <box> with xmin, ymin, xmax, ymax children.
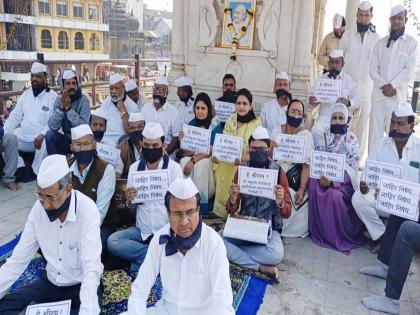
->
<box><xmin>311</xmin><ymin>114</ymin><xmax>330</xmax><ymax>148</ymax></box>
<box><xmin>368</xmin><ymin>98</ymin><xmax>397</xmax><ymax>155</ymax></box>
<box><xmin>281</xmin><ymin>189</ymin><xmax>308</xmax><ymax>238</ymax></box>
<box><xmin>355</xmin><ymin>99</ymin><xmax>372</xmax><ymax>161</ymax></box>
<box><xmin>180</xmin><ymin>157</ymin><xmax>215</xmax><ymax>211</ymax></box>
<box><xmin>351</xmin><ymin>189</ymin><xmax>389</xmax><ymax>241</ymax></box>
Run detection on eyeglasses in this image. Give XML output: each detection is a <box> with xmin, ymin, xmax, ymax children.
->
<box><xmin>72</xmin><ymin>141</ymin><xmax>94</xmax><ymax>150</ymax></box>
<box><xmin>36</xmin><ymin>187</ymin><xmax>67</xmax><ymax>203</ymax></box>
<box><xmin>169</xmin><ymin>208</ymin><xmax>199</xmax><ymax>222</ymax></box>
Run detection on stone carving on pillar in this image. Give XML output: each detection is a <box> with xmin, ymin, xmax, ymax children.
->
<box><xmin>256</xmin><ymin>0</ymin><xmax>279</xmax><ymax>60</ymax></box>
<box><xmin>198</xmin><ymin>0</ymin><xmax>220</xmax><ymax>52</ymax></box>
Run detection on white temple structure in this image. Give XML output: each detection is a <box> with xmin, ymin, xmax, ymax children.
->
<box><xmin>166</xmin><ymin>0</ymin><xmax>363</xmax><ymax>112</ymax></box>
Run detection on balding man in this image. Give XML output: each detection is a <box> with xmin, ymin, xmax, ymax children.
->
<box><xmin>260</xmin><ymin>71</ymin><xmax>292</xmax><ymax>137</ymax></box>
<box><xmin>125</xmin><ymin>79</ymin><xmax>147</xmax><ymax>112</ymax></box>
<box><xmin>141</xmin><ymin>76</ymin><xmax>182</xmax><ymax>156</ymax></box>
<box><xmin>368</xmin><ymin>4</ymin><xmax>418</xmax><ymax>153</ymax></box>
<box><xmin>0</xmin><ymin>154</ymin><xmax>103</xmax><ymax>315</ymax></box>
<box><xmin>100</xmin><ymin>74</ymin><xmax>139</xmax><ymax>147</ymax></box>
<box><xmin>174</xmin><ymin>76</ymin><xmax>195</xmax><ymax>124</ymax></box>
<box><xmin>122</xmin><ymin>177</ymin><xmax>234</xmax><ymax>315</ymax></box>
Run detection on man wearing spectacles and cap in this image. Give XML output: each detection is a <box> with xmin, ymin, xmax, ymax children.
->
<box><xmin>0</xmin><ymin>154</ymin><xmax>103</xmax><ymax>315</ymax></box>
<box><xmin>107</xmin><ymin>122</ymin><xmax>183</xmax><ymax>271</ymax></box>
<box><xmin>121</xmin><ymin>177</ymin><xmax>234</xmax><ymax>315</ymax></box>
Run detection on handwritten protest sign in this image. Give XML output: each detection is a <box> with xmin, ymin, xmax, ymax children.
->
<box><xmin>96</xmin><ymin>142</ymin><xmax>121</xmax><ymax>168</ymax></box>
<box><xmin>214</xmin><ymin>101</ymin><xmax>236</xmax><ymax>122</ymax></box>
<box><xmin>376</xmin><ymin>176</ymin><xmax>420</xmax><ymax>221</ymax></box>
<box><xmin>273</xmin><ymin>134</ymin><xmax>306</xmax><ymax>163</ymax></box>
<box><xmin>212</xmin><ymin>134</ymin><xmax>243</xmax><ymax>164</ymax></box>
<box><xmin>310</xmin><ymin>151</ymin><xmax>346</xmax><ymax>182</ymax></box>
<box><xmin>180</xmin><ymin>124</ymin><xmax>211</xmax><ymax>154</ymax></box>
<box><xmin>238</xmin><ymin>166</ymin><xmax>278</xmax><ymax>200</ymax></box>
<box><xmin>364</xmin><ymin>160</ymin><xmax>402</xmax><ymax>189</ymax></box>
<box><xmin>314</xmin><ymin>78</ymin><xmax>342</xmax><ymax>103</ymax></box>
<box><xmin>131</xmin><ymin>169</ymin><xmax>169</xmax><ymax>204</ymax></box>
<box><xmin>26</xmin><ymin>300</ymin><xmax>71</xmax><ymax>315</ymax></box>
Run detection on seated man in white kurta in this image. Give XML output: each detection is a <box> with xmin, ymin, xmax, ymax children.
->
<box><xmin>122</xmin><ymin>177</ymin><xmax>235</xmax><ymax>315</ymax></box>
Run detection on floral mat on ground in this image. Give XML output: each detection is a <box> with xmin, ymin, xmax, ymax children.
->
<box><xmin>0</xmin><ymin>235</ymin><xmax>274</xmax><ymax>315</ymax></box>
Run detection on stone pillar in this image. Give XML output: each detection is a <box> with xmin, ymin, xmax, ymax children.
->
<box><xmin>168</xmin><ymin>0</ymin><xmax>185</xmax><ymax>82</ymax></box>
<box><xmin>345</xmin><ymin>0</ymin><xmax>360</xmax><ymax>31</ymax></box>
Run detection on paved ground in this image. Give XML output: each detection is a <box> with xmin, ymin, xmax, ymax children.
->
<box><xmin>1</xmin><ymin>181</ymin><xmax>419</xmax><ymax>315</ymax></box>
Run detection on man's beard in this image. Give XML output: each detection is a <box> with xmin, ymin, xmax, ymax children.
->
<box><xmin>32</xmin><ymin>81</ymin><xmax>46</xmax><ymax>97</ymax></box>
<box><xmin>111</xmin><ymin>93</ymin><xmax>122</xmax><ymax>103</ymax></box>
<box><xmin>333</xmin><ymin>30</ymin><xmax>343</xmax><ymax>39</ymax></box>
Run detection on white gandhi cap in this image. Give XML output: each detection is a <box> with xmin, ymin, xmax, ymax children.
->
<box><xmin>168</xmin><ymin>177</ymin><xmax>199</xmax><ymax>200</ymax></box>
<box><xmin>109</xmin><ymin>73</ymin><xmax>124</xmax><ymax>86</ymax></box>
<box><xmin>329</xmin><ymin>49</ymin><xmax>344</xmax><ymax>59</ymax></box>
<box><xmin>142</xmin><ymin>122</ymin><xmax>164</xmax><ymax>139</ymax></box>
<box><xmin>275</xmin><ymin>71</ymin><xmax>289</xmax><ymax>81</ymax></box>
<box><xmin>71</xmin><ymin>124</ymin><xmax>93</xmax><ymax>140</ymax></box>
<box><xmin>155</xmin><ymin>76</ymin><xmax>168</xmax><ymax>86</ymax></box>
<box><xmin>91</xmin><ymin>108</ymin><xmax>108</xmax><ymax>121</ymax></box>
<box><xmin>394</xmin><ymin>101</ymin><xmax>414</xmax><ymax>117</ymax></box>
<box><xmin>31</xmin><ymin>62</ymin><xmax>47</xmax><ymax>74</ymax></box>
<box><xmin>391</xmin><ymin>4</ymin><xmax>406</xmax><ymax>17</ymax></box>
<box><xmin>175</xmin><ymin>76</ymin><xmax>193</xmax><ymax>88</ymax></box>
<box><xmin>358</xmin><ymin>1</ymin><xmax>372</xmax><ymax>11</ymax></box>
<box><xmin>333</xmin><ymin>13</ymin><xmax>344</xmax><ymax>29</ymax></box>
<box><xmin>62</xmin><ymin>69</ymin><xmax>76</xmax><ymax>80</ymax></box>
<box><xmin>128</xmin><ymin>112</ymin><xmax>145</xmax><ymax>123</ymax></box>
<box><xmin>125</xmin><ymin>79</ymin><xmax>137</xmax><ymax>92</ymax></box>
<box><xmin>37</xmin><ymin>155</ymin><xmax>70</xmax><ymax>189</ymax></box>
<box><xmin>251</xmin><ymin>126</ymin><xmax>270</xmax><ymax>140</ymax></box>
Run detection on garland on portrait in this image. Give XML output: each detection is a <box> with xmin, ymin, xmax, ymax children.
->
<box><xmin>224</xmin><ymin>7</ymin><xmax>255</xmax><ymax>60</ymax></box>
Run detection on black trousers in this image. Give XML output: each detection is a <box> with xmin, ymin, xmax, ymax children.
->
<box><xmin>0</xmin><ymin>271</ymin><xmax>103</xmax><ymax>315</ymax></box>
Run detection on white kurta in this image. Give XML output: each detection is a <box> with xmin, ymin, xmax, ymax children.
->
<box><xmin>125</xmin><ymin>223</ymin><xmax>235</xmax><ymax>315</ymax></box>
<box><xmin>100</xmin><ymin>96</ymin><xmax>139</xmax><ymax>147</ymax></box>
<box><xmin>128</xmin><ymin>158</ymin><xmax>183</xmax><ymax>240</ymax></box>
<box><xmin>310</xmin><ymin>71</ymin><xmax>357</xmax><ymax>148</ymax></box>
<box><xmin>260</xmin><ymin>99</ymin><xmax>287</xmax><ymax>138</ymax></box>
<box><xmin>4</xmin><ymin>88</ymin><xmax>57</xmax><ymax>150</ymax></box>
<box><xmin>368</xmin><ymin>33</ymin><xmax>418</xmax><ymax>153</ymax></box>
<box><xmin>141</xmin><ymin>102</ymin><xmax>182</xmax><ymax>147</ymax></box>
<box><xmin>341</xmin><ymin>29</ymin><xmax>380</xmax><ymax>159</ymax></box>
<box><xmin>352</xmin><ymin>135</ymin><xmax>420</xmax><ymax>240</ymax></box>
<box><xmin>174</xmin><ymin>98</ymin><xmax>195</xmax><ymax>125</ymax></box>
<box><xmin>0</xmin><ymin>190</ymin><xmax>103</xmax><ymax>315</ymax></box>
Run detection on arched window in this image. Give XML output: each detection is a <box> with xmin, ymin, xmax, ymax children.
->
<box><xmin>58</xmin><ymin>31</ymin><xmax>69</xmax><ymax>49</ymax></box>
<box><xmin>74</xmin><ymin>32</ymin><xmax>84</xmax><ymax>50</ymax></box>
<box><xmin>89</xmin><ymin>33</ymin><xmax>100</xmax><ymax>51</ymax></box>
<box><xmin>41</xmin><ymin>29</ymin><xmax>52</xmax><ymax>48</ymax></box>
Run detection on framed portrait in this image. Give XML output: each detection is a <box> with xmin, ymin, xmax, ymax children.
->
<box><xmin>221</xmin><ymin>0</ymin><xmax>256</xmax><ymax>50</ymax></box>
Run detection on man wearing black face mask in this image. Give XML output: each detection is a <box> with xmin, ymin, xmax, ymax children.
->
<box><xmin>260</xmin><ymin>71</ymin><xmax>292</xmax><ymax>137</ymax></box>
<box><xmin>340</xmin><ymin>1</ymin><xmax>380</xmax><ymax>160</ymax></box>
<box><xmin>369</xmin><ymin>4</ymin><xmax>418</xmax><ymax>155</ymax></box>
<box><xmin>141</xmin><ymin>76</ymin><xmax>181</xmax><ymax>156</ymax></box>
<box><xmin>69</xmin><ymin>125</ymin><xmax>116</xmax><ymax>260</ymax></box>
<box><xmin>0</xmin><ymin>154</ymin><xmax>103</xmax><ymax>314</ymax></box>
<box><xmin>353</xmin><ymin>101</ymin><xmax>420</xmax><ymax>254</ymax></box>
<box><xmin>117</xmin><ymin>112</ymin><xmax>145</xmax><ymax>178</ymax></box>
<box><xmin>222</xmin><ymin>126</ymin><xmax>292</xmax><ymax>282</ymax></box>
<box><xmin>46</xmin><ymin>69</ymin><xmax>91</xmax><ymax>157</ymax></box>
<box><xmin>107</xmin><ymin>122</ymin><xmax>183</xmax><ymax>271</ymax></box>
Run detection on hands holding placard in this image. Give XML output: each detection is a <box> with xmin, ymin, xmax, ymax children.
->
<box><xmin>125</xmin><ymin>187</ymin><xmax>138</xmax><ymax>208</ymax></box>
<box><xmin>309</xmin><ymin>96</ymin><xmax>321</xmax><ymax>107</ymax></box>
<box><xmin>319</xmin><ymin>176</ymin><xmax>332</xmax><ymax>188</ymax></box>
<box><xmin>360</xmin><ymin>181</ymin><xmax>369</xmax><ymax>194</ymax></box>
<box><xmin>228</xmin><ymin>183</ymin><xmax>285</xmax><ymax>211</ymax></box>
<box><xmin>211</xmin><ymin>156</ymin><xmax>241</xmax><ymax>166</ymax></box>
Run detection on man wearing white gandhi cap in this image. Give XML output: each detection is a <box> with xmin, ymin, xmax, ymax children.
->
<box><xmin>368</xmin><ymin>4</ymin><xmax>418</xmax><ymax>154</ymax></box>
<box><xmin>340</xmin><ymin>0</ymin><xmax>380</xmax><ymax>160</ymax></box>
<box><xmin>4</xmin><ymin>61</ymin><xmax>57</xmax><ymax>177</ymax></box>
<box><xmin>68</xmin><ymin>124</ymin><xmax>116</xmax><ymax>260</ymax></box>
<box><xmin>125</xmin><ymin>79</ymin><xmax>147</xmax><ymax>112</ymax></box>
<box><xmin>107</xmin><ymin>122</ymin><xmax>183</xmax><ymax>272</ymax></box>
<box><xmin>174</xmin><ymin>76</ymin><xmax>195</xmax><ymax>124</ymax></box>
<box><xmin>309</xmin><ymin>48</ymin><xmax>357</xmax><ymax>148</ymax></box>
<box><xmin>122</xmin><ymin>177</ymin><xmax>235</xmax><ymax>315</ymax></box>
<box><xmin>99</xmin><ymin>73</ymin><xmax>139</xmax><ymax>147</ymax></box>
<box><xmin>0</xmin><ymin>154</ymin><xmax>103</xmax><ymax>314</ymax></box>
<box><xmin>116</xmin><ymin>112</ymin><xmax>146</xmax><ymax>177</ymax></box>
<box><xmin>260</xmin><ymin>70</ymin><xmax>293</xmax><ymax>137</ymax></box>
<box><xmin>141</xmin><ymin>76</ymin><xmax>182</xmax><ymax>155</ymax></box>
<box><xmin>353</xmin><ymin>101</ymin><xmax>420</xmax><ymax>253</ymax></box>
